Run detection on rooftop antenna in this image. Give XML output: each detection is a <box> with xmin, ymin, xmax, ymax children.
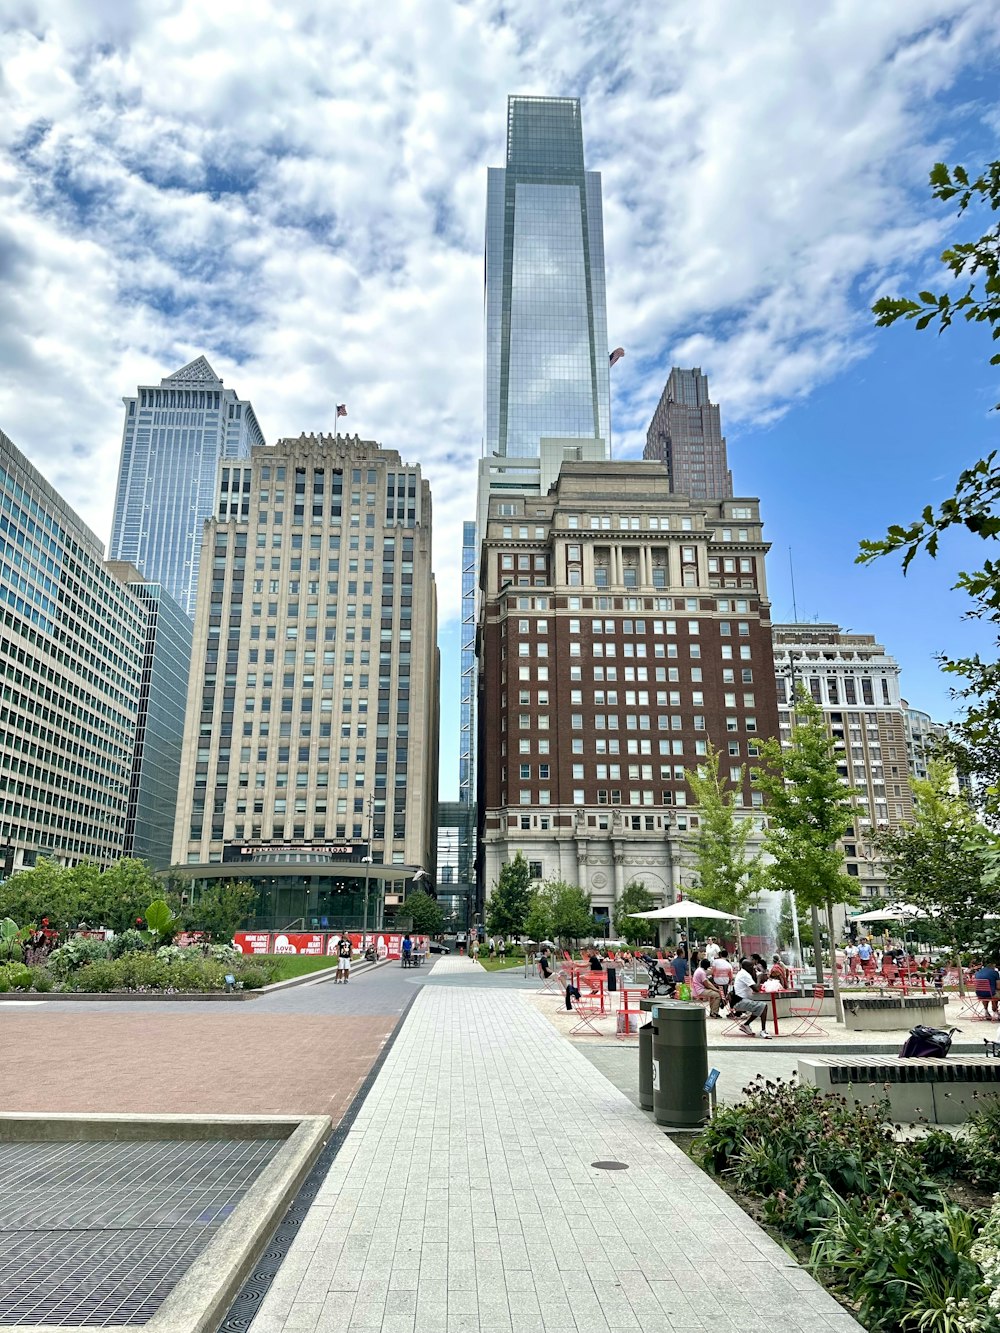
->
<box><xmin>789</xmin><ymin>546</ymin><xmax>799</xmax><ymax>624</ymax></box>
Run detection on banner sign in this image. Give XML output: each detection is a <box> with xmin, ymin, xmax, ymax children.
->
<box><xmin>222</xmin><ymin>842</ymin><xmax>367</xmax><ymax>863</ymax></box>
<box><xmin>233</xmin><ymin>931</ymin><xmax>429</xmax><ymax>959</ymax></box>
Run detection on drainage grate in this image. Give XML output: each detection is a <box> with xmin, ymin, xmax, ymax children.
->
<box><xmin>0</xmin><ymin>1138</ymin><xmax>282</xmax><ymax>1326</ymax></box>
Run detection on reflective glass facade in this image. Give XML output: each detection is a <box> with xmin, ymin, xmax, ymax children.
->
<box><xmin>110</xmin><ymin>357</ymin><xmax>265</xmax><ymax>617</ymax></box>
<box><xmin>485</xmin><ymin>97</ymin><xmax>611</xmax><ymax>458</ymax></box>
<box><xmin>120</xmin><ymin>580</ymin><xmax>193</xmax><ymax>869</ymax></box>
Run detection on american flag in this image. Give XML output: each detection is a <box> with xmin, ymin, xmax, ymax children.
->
<box><xmin>609</xmin><ymin>347</ymin><xmax>625</xmax><ymax>367</ymax></box>
<box><xmin>336</xmin><ymin>404</ymin><xmax>347</xmax><ymax>418</ymax></box>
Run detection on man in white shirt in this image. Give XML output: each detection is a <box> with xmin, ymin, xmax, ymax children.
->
<box><xmin>732</xmin><ymin>958</ymin><xmax>771</xmax><ymax>1038</ymax></box>
<box><xmin>704</xmin><ymin>937</ymin><xmax>721</xmax><ymax>962</ymax></box>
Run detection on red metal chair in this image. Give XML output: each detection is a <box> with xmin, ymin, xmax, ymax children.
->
<box><xmin>568</xmin><ymin>985</ymin><xmax>606</xmax><ymax>1035</ymax></box>
<box><xmin>616</xmin><ymin>987</ymin><xmax>643</xmax><ymax>1039</ymax></box>
<box><xmin>787</xmin><ymin>985</ymin><xmax>828</xmax><ymax>1037</ymax></box>
<box><xmin>973</xmin><ymin>981</ymin><xmax>999</xmax><ymax>1020</ymax></box>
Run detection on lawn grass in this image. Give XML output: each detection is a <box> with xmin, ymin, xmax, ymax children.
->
<box><xmin>476</xmin><ymin>955</ymin><xmax>529</xmax><ymax>972</ymax></box>
<box><xmin>259</xmin><ymin>955</ymin><xmax>342</xmax><ymax>981</ymax></box>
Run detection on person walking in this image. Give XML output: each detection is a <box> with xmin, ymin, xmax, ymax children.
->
<box><xmin>471</xmin><ymin>937</ymin><xmax>480</xmax><ymax>962</ymax></box>
<box><xmin>487</xmin><ymin>936</ymin><xmax>496</xmax><ymax>958</ymax></box>
<box><xmin>336</xmin><ymin>934</ymin><xmax>352</xmax><ymax>984</ymax></box>
<box><xmin>498</xmin><ymin>937</ymin><xmax>506</xmax><ymax>960</ymax></box>
<box><xmin>401</xmin><ymin>933</ymin><xmax>413</xmax><ymax>968</ymax></box>
<box><xmin>704</xmin><ymin>936</ymin><xmax>721</xmax><ymax>962</ymax></box>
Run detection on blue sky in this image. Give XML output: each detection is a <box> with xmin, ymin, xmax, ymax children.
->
<box><xmin>2</xmin><ymin>0</ymin><xmax>999</xmax><ymax>800</ymax></box>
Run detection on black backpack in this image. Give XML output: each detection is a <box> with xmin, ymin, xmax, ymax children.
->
<box><xmin>898</xmin><ymin>1025</ymin><xmax>959</xmax><ymax>1059</ymax></box>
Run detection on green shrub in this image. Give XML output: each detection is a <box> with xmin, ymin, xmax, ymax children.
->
<box><xmin>30</xmin><ymin>969</ymin><xmax>54</xmax><ymax>993</ymax></box>
<box><xmin>48</xmin><ymin>936</ymin><xmax>111</xmax><ymax>976</ymax></box>
<box><xmin>0</xmin><ymin>962</ymin><xmax>32</xmax><ymax>990</ymax></box>
<box><xmin>109</xmin><ymin>929</ymin><xmax>149</xmax><ymax>959</ymax></box>
<box><xmin>155</xmin><ymin>944</ymin><xmax>185</xmax><ymax>964</ymax></box>
<box><xmin>695</xmin><ymin>1077</ymin><xmax>934</xmax><ymax>1237</ymax></box>
<box><xmin>236</xmin><ymin>963</ymin><xmax>268</xmax><ymax>989</ymax></box>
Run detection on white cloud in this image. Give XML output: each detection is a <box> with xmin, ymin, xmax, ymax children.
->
<box><xmin>1</xmin><ymin>0</ymin><xmax>998</xmax><ymax>631</ymax></box>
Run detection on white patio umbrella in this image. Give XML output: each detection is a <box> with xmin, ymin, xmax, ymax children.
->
<box><xmin>851</xmin><ymin>904</ymin><xmax>929</xmax><ymax>924</ymax></box>
<box><xmin>629</xmin><ymin>900</ymin><xmax>744</xmax><ymax>954</ymax></box>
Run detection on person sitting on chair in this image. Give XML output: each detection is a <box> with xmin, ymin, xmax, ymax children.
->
<box><xmin>975</xmin><ymin>959</ymin><xmax>1000</xmax><ymax>1017</ymax></box>
<box><xmin>732</xmin><ymin>957</ymin><xmax>772</xmax><ymax>1039</ymax></box>
<box><xmin>691</xmin><ymin>958</ymin><xmax>722</xmax><ymax>1017</ymax></box>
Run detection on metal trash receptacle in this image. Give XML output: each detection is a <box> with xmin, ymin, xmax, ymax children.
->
<box><xmin>651</xmin><ymin>1001</ymin><xmax>709</xmax><ymax>1128</ymax></box>
<box><xmin>606</xmin><ymin>965</ymin><xmax>617</xmax><ymax>993</ymax></box>
<box><xmin>638</xmin><ymin>1015</ymin><xmax>656</xmax><ymax>1111</ymax></box>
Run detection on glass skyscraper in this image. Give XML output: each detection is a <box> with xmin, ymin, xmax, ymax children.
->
<box><xmin>109</xmin><ymin>356</ymin><xmax>265</xmax><ymax>617</ymax></box>
<box><xmin>484</xmin><ymin>96</ymin><xmax>611</xmax><ymax>458</ymax></box>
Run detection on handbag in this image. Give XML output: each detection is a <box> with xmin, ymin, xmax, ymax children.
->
<box><xmin>898</xmin><ymin>1024</ymin><xmax>959</xmax><ymax>1059</ymax></box>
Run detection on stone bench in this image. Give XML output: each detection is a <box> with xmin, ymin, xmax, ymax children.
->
<box><xmin>798</xmin><ymin>1053</ymin><xmax>1000</xmax><ymax>1123</ymax></box>
<box><xmin>841</xmin><ymin>993</ymin><xmax>947</xmax><ymax>1031</ymax></box>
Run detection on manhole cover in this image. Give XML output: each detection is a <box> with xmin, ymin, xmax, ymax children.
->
<box><xmin>591</xmin><ymin>1160</ymin><xmax>628</xmax><ymax>1170</ymax></box>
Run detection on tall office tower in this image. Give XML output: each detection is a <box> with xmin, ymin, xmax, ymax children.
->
<box><xmin>0</xmin><ymin>430</ymin><xmax>148</xmax><ymax>871</ymax></box>
<box><xmin>172</xmin><ymin>433</ymin><xmax>439</xmax><ymax>930</ymax></box>
<box><xmin>644</xmin><ymin>368</ymin><xmax>733</xmax><ymax>501</ymax></box>
<box><xmin>109</xmin><ymin>356</ymin><xmax>265</xmax><ymax>617</ymax></box>
<box><xmin>772</xmin><ymin>625</ymin><xmax>914</xmax><ymax>902</ymax></box>
<box><xmin>107</xmin><ymin>564</ymin><xmax>193</xmax><ymax>869</ymax></box>
<box><xmin>460</xmin><ymin>520</ymin><xmax>477</xmax><ymax>805</ymax></box>
<box><xmin>485</xmin><ymin>95</ymin><xmax>611</xmax><ymax>460</ymax></box>
<box><xmin>477</xmin><ymin>463</ymin><xmax>779</xmax><ymax>924</ymax></box>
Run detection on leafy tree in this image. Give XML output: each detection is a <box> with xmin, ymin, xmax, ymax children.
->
<box><xmin>485</xmin><ymin>852</ymin><xmax>531</xmax><ymax>938</ymax></box>
<box><xmin>186</xmin><ymin>880</ymin><xmax>257</xmax><ymax>942</ymax></box>
<box><xmin>88</xmin><ymin>859</ymin><xmax>164</xmax><ymax>934</ymax></box>
<box><xmin>685</xmin><ymin>744</ymin><xmax>765</xmax><ymax>915</ymax></box>
<box><xmin>0</xmin><ymin>858</ymin><xmax>182</xmax><ymax>937</ymax></box>
<box><xmin>0</xmin><ymin>859</ymin><xmax>78</xmax><ymax>932</ymax></box>
<box><xmin>402</xmin><ymin>887</ymin><xmax>444</xmax><ymax>935</ymax></box>
<box><xmin>874</xmin><ymin>758</ymin><xmax>999</xmax><ymax>975</ymax></box>
<box><xmin>523</xmin><ymin>889</ymin><xmax>554</xmax><ymax>946</ymax></box>
<box><xmin>862</xmin><ymin>160</ymin><xmax>1000</xmax><ymax>820</ymax></box>
<box><xmin>544</xmin><ymin>879</ymin><xmax>595</xmax><ymax>945</ymax></box>
<box><xmin>755</xmin><ymin>689</ymin><xmax>860</xmax><ymax>1018</ymax></box>
<box><xmin>612</xmin><ymin>880</ymin><xmax>655</xmax><ymax>946</ymax></box>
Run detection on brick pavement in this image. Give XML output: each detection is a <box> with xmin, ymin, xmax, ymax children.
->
<box><xmin>251</xmin><ymin>982</ymin><xmax>862</xmax><ymax>1333</ymax></box>
<box><xmin>0</xmin><ymin>963</ymin><xmax>425</xmax><ymax>1118</ymax></box>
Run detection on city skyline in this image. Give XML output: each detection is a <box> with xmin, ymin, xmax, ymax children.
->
<box><xmin>3</xmin><ymin>4</ymin><xmax>1000</xmax><ymax>800</ymax></box>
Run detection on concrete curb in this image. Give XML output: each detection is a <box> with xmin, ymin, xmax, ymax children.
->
<box><xmin>0</xmin><ymin>1113</ymin><xmax>331</xmax><ymax>1333</ymax></box>
<box><xmin>0</xmin><ymin>956</ymin><xmax>389</xmax><ymax>1002</ymax></box>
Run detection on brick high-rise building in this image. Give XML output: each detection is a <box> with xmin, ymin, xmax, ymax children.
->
<box><xmin>644</xmin><ymin>368</ymin><xmax>733</xmax><ymax>501</ymax></box>
<box><xmin>171</xmin><ymin>432</ymin><xmax>439</xmax><ymax>929</ymax></box>
<box><xmin>477</xmin><ymin>461</ymin><xmax>778</xmax><ymax>920</ymax></box>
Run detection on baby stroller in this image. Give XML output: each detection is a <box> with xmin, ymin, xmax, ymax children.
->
<box><xmin>640</xmin><ymin>955</ymin><xmax>676</xmax><ymax>1000</ymax></box>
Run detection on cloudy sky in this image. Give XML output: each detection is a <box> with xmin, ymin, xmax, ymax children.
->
<box><xmin>3</xmin><ymin>0</ymin><xmax>999</xmax><ymax>795</ymax></box>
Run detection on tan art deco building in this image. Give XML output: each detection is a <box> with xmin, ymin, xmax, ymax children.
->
<box><xmin>171</xmin><ymin>433</ymin><xmax>439</xmax><ymax>929</ymax></box>
<box><xmin>477</xmin><ymin>461</ymin><xmax>779</xmax><ymax>923</ymax></box>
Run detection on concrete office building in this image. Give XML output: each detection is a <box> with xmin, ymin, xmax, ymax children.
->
<box><xmin>106</xmin><ymin>565</ymin><xmax>193</xmax><ymax>869</ymax></box>
<box><xmin>477</xmin><ymin>461</ymin><xmax>779</xmax><ymax>923</ymax></box>
<box><xmin>772</xmin><ymin>624</ymin><xmax>915</xmax><ymax>900</ymax></box>
<box><xmin>171</xmin><ymin>433</ymin><xmax>439</xmax><ymax>930</ymax></box>
<box><xmin>0</xmin><ymin>429</ymin><xmax>147</xmax><ymax>871</ymax></box>
<box><xmin>644</xmin><ymin>367</ymin><xmax>733</xmax><ymax>501</ymax></box>
<box><xmin>110</xmin><ymin>356</ymin><xmax>265</xmax><ymax>617</ymax></box>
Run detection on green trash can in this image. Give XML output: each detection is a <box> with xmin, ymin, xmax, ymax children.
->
<box><xmin>638</xmin><ymin>1016</ymin><xmax>657</xmax><ymax>1111</ymax></box>
<box><xmin>651</xmin><ymin>1001</ymin><xmax>708</xmax><ymax>1128</ymax></box>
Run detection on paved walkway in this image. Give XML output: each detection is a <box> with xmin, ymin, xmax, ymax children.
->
<box><xmin>251</xmin><ymin>981</ymin><xmax>861</xmax><ymax>1333</ymax></box>
<box><xmin>0</xmin><ymin>962</ymin><xmax>425</xmax><ymax>1117</ymax></box>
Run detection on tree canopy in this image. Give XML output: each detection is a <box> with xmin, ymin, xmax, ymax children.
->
<box><xmin>685</xmin><ymin>743</ymin><xmax>764</xmax><ymax>915</ymax></box>
<box><xmin>862</xmin><ymin>159</ymin><xmax>1000</xmax><ymax>823</ymax></box>
<box><xmin>402</xmin><ymin>887</ymin><xmax>444</xmax><ymax>935</ymax></box>
<box><xmin>485</xmin><ymin>853</ymin><xmax>531</xmax><ymax>938</ymax></box>
<box><xmin>612</xmin><ymin>880</ymin><xmax>655</xmax><ymax>945</ymax></box>
<box><xmin>543</xmin><ymin>879</ymin><xmax>595</xmax><ymax>945</ymax></box>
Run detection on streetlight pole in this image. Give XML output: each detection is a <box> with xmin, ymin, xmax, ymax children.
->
<box><xmin>361</xmin><ymin>793</ymin><xmax>374</xmax><ymax>944</ymax></box>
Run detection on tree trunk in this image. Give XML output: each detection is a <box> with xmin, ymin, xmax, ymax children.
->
<box><xmin>825</xmin><ymin>898</ymin><xmax>845</xmax><ymax>1025</ymax></box>
<box><xmin>811</xmin><ymin>904</ymin><xmax>824</xmax><ymax>983</ymax></box>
